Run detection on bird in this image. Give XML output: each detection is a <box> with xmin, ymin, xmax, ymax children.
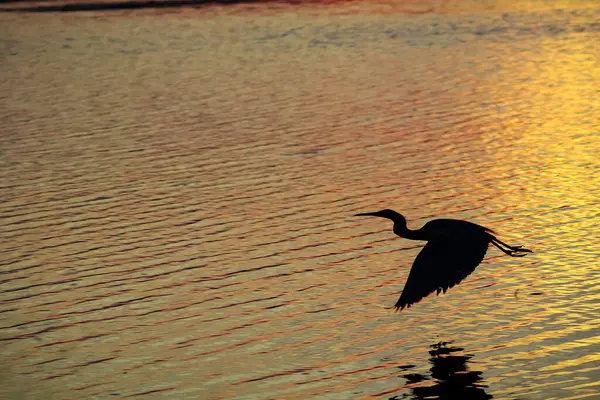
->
<box><xmin>355</xmin><ymin>209</ymin><xmax>532</xmax><ymax>311</ymax></box>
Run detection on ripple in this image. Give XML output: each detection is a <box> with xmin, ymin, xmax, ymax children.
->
<box><xmin>1</xmin><ymin>3</ymin><xmax>599</xmax><ymax>400</ymax></box>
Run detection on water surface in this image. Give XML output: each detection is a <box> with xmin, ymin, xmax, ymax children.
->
<box><xmin>1</xmin><ymin>1</ymin><xmax>599</xmax><ymax>399</ymax></box>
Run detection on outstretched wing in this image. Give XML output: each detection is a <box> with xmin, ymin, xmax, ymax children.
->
<box><xmin>394</xmin><ymin>235</ymin><xmax>490</xmax><ymax>310</ymax></box>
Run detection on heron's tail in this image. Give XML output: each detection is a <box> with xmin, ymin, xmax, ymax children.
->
<box><xmin>490</xmin><ymin>236</ymin><xmax>532</xmax><ymax>257</ymax></box>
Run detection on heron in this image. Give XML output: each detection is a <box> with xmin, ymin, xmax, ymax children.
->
<box><xmin>355</xmin><ymin>209</ymin><xmax>532</xmax><ymax>310</ymax></box>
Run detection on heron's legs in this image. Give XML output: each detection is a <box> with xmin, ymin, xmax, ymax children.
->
<box><xmin>493</xmin><ymin>237</ymin><xmax>530</xmax><ymax>252</ymax></box>
<box><xmin>490</xmin><ymin>237</ymin><xmax>532</xmax><ymax>257</ymax></box>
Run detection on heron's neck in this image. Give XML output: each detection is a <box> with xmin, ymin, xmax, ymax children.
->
<box><xmin>393</xmin><ymin>220</ymin><xmax>424</xmax><ymax>240</ymax></box>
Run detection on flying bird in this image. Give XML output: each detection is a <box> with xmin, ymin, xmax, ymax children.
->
<box><xmin>355</xmin><ymin>209</ymin><xmax>532</xmax><ymax>310</ymax></box>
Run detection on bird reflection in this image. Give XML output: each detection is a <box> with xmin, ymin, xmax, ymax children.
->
<box><xmin>392</xmin><ymin>341</ymin><xmax>492</xmax><ymax>400</ymax></box>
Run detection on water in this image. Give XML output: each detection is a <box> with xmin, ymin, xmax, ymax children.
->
<box><xmin>1</xmin><ymin>2</ymin><xmax>599</xmax><ymax>399</ymax></box>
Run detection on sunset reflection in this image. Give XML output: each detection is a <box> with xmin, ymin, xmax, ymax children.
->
<box><xmin>1</xmin><ymin>0</ymin><xmax>598</xmax><ymax>399</ymax></box>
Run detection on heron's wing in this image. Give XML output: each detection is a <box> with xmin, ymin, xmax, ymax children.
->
<box><xmin>394</xmin><ymin>235</ymin><xmax>489</xmax><ymax>310</ymax></box>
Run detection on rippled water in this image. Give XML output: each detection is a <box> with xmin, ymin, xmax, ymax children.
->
<box><xmin>1</xmin><ymin>2</ymin><xmax>599</xmax><ymax>399</ymax></box>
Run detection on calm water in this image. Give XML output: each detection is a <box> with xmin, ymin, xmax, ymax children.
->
<box><xmin>1</xmin><ymin>1</ymin><xmax>599</xmax><ymax>399</ymax></box>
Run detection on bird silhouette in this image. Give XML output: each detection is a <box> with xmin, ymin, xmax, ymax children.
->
<box><xmin>355</xmin><ymin>209</ymin><xmax>532</xmax><ymax>310</ymax></box>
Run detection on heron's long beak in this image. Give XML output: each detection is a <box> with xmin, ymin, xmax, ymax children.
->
<box><xmin>354</xmin><ymin>212</ymin><xmax>379</xmax><ymax>217</ymax></box>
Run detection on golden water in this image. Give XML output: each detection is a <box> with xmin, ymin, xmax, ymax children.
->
<box><xmin>1</xmin><ymin>2</ymin><xmax>599</xmax><ymax>399</ymax></box>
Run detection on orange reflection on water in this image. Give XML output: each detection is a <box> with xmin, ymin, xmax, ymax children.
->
<box><xmin>1</xmin><ymin>2</ymin><xmax>599</xmax><ymax>399</ymax></box>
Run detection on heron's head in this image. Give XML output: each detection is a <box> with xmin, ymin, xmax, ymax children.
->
<box><xmin>354</xmin><ymin>209</ymin><xmax>405</xmax><ymax>223</ymax></box>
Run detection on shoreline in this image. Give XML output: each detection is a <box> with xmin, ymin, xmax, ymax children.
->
<box><xmin>1</xmin><ymin>0</ymin><xmax>593</xmax><ymax>14</ymax></box>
